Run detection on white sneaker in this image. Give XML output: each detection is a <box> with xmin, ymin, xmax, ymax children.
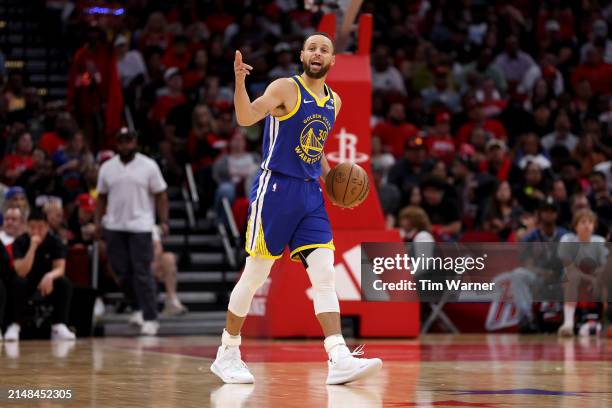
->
<box><xmin>128</xmin><ymin>311</ymin><xmax>144</xmax><ymax>326</ymax></box>
<box><xmin>210</xmin><ymin>346</ymin><xmax>255</xmax><ymax>384</ymax></box>
<box><xmin>326</xmin><ymin>345</ymin><xmax>383</xmax><ymax>385</ymax></box>
<box><xmin>162</xmin><ymin>299</ymin><xmax>188</xmax><ymax>316</ymax></box>
<box><xmin>4</xmin><ymin>323</ymin><xmax>20</xmax><ymax>342</ymax></box>
<box><xmin>51</xmin><ymin>324</ymin><xmax>76</xmax><ymax>341</ymax></box>
<box><xmin>140</xmin><ymin>321</ymin><xmax>159</xmax><ymax>336</ymax></box>
<box><xmin>558</xmin><ymin>325</ymin><xmax>574</xmax><ymax>337</ymax></box>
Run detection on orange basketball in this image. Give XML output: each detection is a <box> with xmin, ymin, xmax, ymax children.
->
<box><xmin>325</xmin><ymin>162</ymin><xmax>370</xmax><ymax>208</ymax></box>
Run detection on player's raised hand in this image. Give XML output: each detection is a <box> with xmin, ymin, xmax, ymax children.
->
<box><xmin>234</xmin><ymin>50</ymin><xmax>253</xmax><ymax>84</ymax></box>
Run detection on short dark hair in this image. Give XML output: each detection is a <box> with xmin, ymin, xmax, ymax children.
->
<box><xmin>302</xmin><ymin>32</ymin><xmax>335</xmax><ymax>54</ymax></box>
<box><xmin>589</xmin><ymin>170</ymin><xmax>606</xmax><ymax>180</ymax></box>
<box><xmin>28</xmin><ymin>209</ymin><xmax>47</xmax><ymax>223</ymax></box>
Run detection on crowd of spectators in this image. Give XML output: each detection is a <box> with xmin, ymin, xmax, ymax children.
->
<box><xmin>1</xmin><ymin>0</ymin><xmax>612</xmax><ymax>336</ymax></box>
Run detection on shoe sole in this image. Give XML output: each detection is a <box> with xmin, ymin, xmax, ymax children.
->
<box><xmin>210</xmin><ymin>362</ymin><xmax>255</xmax><ymax>384</ymax></box>
<box><xmin>326</xmin><ymin>359</ymin><xmax>383</xmax><ymax>385</ymax></box>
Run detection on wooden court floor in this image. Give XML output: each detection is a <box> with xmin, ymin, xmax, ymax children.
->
<box><xmin>0</xmin><ymin>334</ymin><xmax>611</xmax><ymax>407</ymax></box>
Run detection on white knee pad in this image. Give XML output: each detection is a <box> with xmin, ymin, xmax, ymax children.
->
<box><xmin>228</xmin><ymin>256</ymin><xmax>275</xmax><ymax>317</ymax></box>
<box><xmin>304</xmin><ymin>248</ymin><xmax>340</xmax><ymax>314</ymax></box>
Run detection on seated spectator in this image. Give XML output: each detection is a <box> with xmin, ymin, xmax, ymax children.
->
<box><xmin>371</xmin><ymin>46</ymin><xmax>406</xmax><ymax>96</ymax></box>
<box><xmin>268</xmin><ymin>43</ymin><xmax>299</xmax><ymax>80</ymax></box>
<box><xmin>456</xmin><ymin>103</ymin><xmax>507</xmax><ymax>147</ymax></box>
<box><xmin>557</xmin><ymin>209</ymin><xmax>608</xmax><ymax>337</ymax></box>
<box><xmin>3</xmin><ymin>186</ymin><xmax>30</xmax><ymax>220</ymax></box>
<box><xmin>388</xmin><ymin>137</ymin><xmax>432</xmax><ymax>206</ymax></box>
<box><xmin>183</xmin><ymin>49</ymin><xmax>208</xmax><ymax>91</ymax></box>
<box><xmin>515</xmin><ymin>132</ymin><xmax>552</xmax><ymax>170</ymax></box>
<box><xmin>372</xmin><ymin>163</ymin><xmax>400</xmax><ymax>229</ymax></box>
<box><xmin>587</xmin><ymin>171</ymin><xmax>612</xmax><ymax>228</ymax></box>
<box><xmin>1</xmin><ymin>129</ymin><xmax>34</xmax><ymax>185</ymax></box>
<box><xmin>420</xmin><ymin>175</ymin><xmax>461</xmax><ymax>241</ymax></box>
<box><xmin>67</xmin><ymin>193</ymin><xmax>97</xmax><ymax>247</ymax></box>
<box><xmin>573</xmin><ymin>132</ymin><xmax>606</xmax><ymax>177</ymax></box>
<box><xmin>373</xmin><ymin>102</ymin><xmax>419</xmax><ymax>158</ymax></box>
<box><xmin>53</xmin><ymin>130</ymin><xmax>95</xmax><ymax>198</ymax></box>
<box><xmin>5</xmin><ymin>210</ymin><xmax>75</xmax><ymax>342</ymax></box>
<box><xmin>480</xmin><ymin>181</ymin><xmax>524</xmax><ymax>241</ymax></box>
<box><xmin>424</xmin><ymin>112</ymin><xmax>455</xmax><ymax>165</ymax></box>
<box><xmin>151</xmin><ymin>226</ymin><xmax>188</xmax><ymax>316</ymax></box>
<box><xmin>494</xmin><ymin>35</ymin><xmax>536</xmax><ymax>85</ymax></box>
<box><xmin>370</xmin><ymin>136</ymin><xmax>395</xmax><ymax>179</ymax></box>
<box><xmin>212</xmin><ymin>130</ymin><xmax>259</xmax><ymax>219</ymax></box>
<box><xmin>43</xmin><ymin>201</ymin><xmax>68</xmax><ymax>244</ymax></box>
<box><xmin>421</xmin><ymin>66</ymin><xmax>460</xmax><ymax>113</ymax></box>
<box><xmin>478</xmin><ymin>139</ymin><xmax>513</xmax><ymax>182</ymax></box>
<box><xmin>398</xmin><ymin>206</ymin><xmax>435</xmax><ymax>244</ymax></box>
<box><xmin>457</xmin><ymin>47</ymin><xmax>506</xmax><ymax>94</ymax></box>
<box><xmin>515</xmin><ymin>161</ymin><xmax>549</xmax><ymax>213</ymax></box>
<box><xmin>579</xmin><ymin>19</ymin><xmax>612</xmax><ymax>64</ymax></box>
<box><xmin>161</xmin><ymin>35</ymin><xmax>191</xmax><ymax>73</ymax></box>
<box><xmin>149</xmin><ymin>67</ymin><xmax>187</xmax><ymax>125</ymax></box>
<box><xmin>0</xmin><ymin>206</ymin><xmax>25</xmax><ymax>264</ymax></box>
<box><xmin>38</xmin><ymin>112</ymin><xmax>76</xmax><ymax>157</ymax></box>
<box><xmin>541</xmin><ymin>110</ymin><xmax>578</xmax><ymax>153</ymax></box>
<box><xmin>138</xmin><ymin>12</ymin><xmax>172</xmax><ymax>51</ymax></box>
<box><xmin>571</xmin><ymin>46</ymin><xmax>612</xmax><ymax>96</ymax></box>
<box><xmin>115</xmin><ymin>35</ymin><xmax>148</xmax><ymax>90</ymax></box>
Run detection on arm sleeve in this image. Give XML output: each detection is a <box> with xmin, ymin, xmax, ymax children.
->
<box><xmin>96</xmin><ymin>165</ymin><xmax>109</xmax><ymax>194</ymax></box>
<box><xmin>51</xmin><ymin>237</ymin><xmax>68</xmax><ymax>261</ymax></box>
<box><xmin>11</xmin><ymin>236</ymin><xmax>28</xmax><ymax>260</ymax></box>
<box><xmin>149</xmin><ymin>162</ymin><xmax>168</xmax><ymax>194</ymax></box>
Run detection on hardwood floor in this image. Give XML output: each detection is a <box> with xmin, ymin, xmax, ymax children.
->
<box><xmin>1</xmin><ymin>335</ymin><xmax>610</xmax><ymax>407</ymax></box>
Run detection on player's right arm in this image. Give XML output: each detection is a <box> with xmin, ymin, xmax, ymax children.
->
<box><xmin>234</xmin><ymin>50</ymin><xmax>293</xmax><ymax>126</ymax></box>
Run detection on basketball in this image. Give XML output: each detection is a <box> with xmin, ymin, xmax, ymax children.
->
<box><xmin>325</xmin><ymin>162</ymin><xmax>370</xmax><ymax>208</ymax></box>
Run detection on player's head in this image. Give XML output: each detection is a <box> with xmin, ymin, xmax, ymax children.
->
<box><xmin>301</xmin><ymin>32</ymin><xmax>335</xmax><ymax>79</ymax></box>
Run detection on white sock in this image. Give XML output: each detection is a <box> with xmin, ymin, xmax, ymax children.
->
<box><xmin>222</xmin><ymin>328</ymin><xmax>241</xmax><ymax>348</ymax></box>
<box><xmin>324</xmin><ymin>334</ymin><xmax>348</xmax><ymax>362</ymax></box>
<box><xmin>563</xmin><ymin>304</ymin><xmax>576</xmax><ymax>328</ymax></box>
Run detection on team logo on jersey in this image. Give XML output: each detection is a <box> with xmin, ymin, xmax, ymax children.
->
<box><xmin>295</xmin><ymin>113</ymin><xmax>331</xmax><ymax>164</ymax></box>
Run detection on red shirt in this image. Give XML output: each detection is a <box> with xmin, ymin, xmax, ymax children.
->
<box><xmin>38</xmin><ymin>131</ymin><xmax>65</xmax><ymax>156</ymax></box>
<box><xmin>424</xmin><ymin>133</ymin><xmax>456</xmax><ymax>164</ymax></box>
<box><xmin>162</xmin><ymin>50</ymin><xmax>192</xmax><ymax>73</ymax></box>
<box><xmin>373</xmin><ymin>121</ymin><xmax>419</xmax><ymax>158</ymax></box>
<box><xmin>456</xmin><ymin>120</ymin><xmax>507</xmax><ymax>147</ymax></box>
<box><xmin>2</xmin><ymin>154</ymin><xmax>33</xmax><ymax>173</ymax></box>
<box><xmin>183</xmin><ymin>70</ymin><xmax>205</xmax><ymax>90</ymax></box>
<box><xmin>572</xmin><ymin>63</ymin><xmax>612</xmax><ymax>95</ymax></box>
<box><xmin>478</xmin><ymin>157</ymin><xmax>512</xmax><ymax>181</ymax></box>
<box><xmin>150</xmin><ymin>93</ymin><xmax>187</xmax><ymax>123</ymax></box>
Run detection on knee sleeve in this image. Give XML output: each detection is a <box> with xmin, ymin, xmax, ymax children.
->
<box><xmin>304</xmin><ymin>248</ymin><xmax>340</xmax><ymax>314</ymax></box>
<box><xmin>228</xmin><ymin>256</ymin><xmax>275</xmax><ymax>317</ymax></box>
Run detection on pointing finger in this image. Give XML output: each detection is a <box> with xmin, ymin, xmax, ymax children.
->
<box><xmin>235</xmin><ymin>50</ymin><xmax>242</xmax><ymax>64</ymax></box>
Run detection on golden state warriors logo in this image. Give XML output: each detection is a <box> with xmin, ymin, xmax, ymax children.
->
<box><xmin>295</xmin><ymin>114</ymin><xmax>331</xmax><ymax>164</ymax></box>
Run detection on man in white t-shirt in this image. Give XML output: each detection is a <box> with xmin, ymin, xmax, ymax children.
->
<box><xmin>95</xmin><ymin>128</ymin><xmax>169</xmax><ymax>336</ymax></box>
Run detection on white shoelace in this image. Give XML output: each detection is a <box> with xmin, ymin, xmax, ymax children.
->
<box><xmin>226</xmin><ymin>348</ymin><xmax>249</xmax><ymax>371</ymax></box>
<box><xmin>350</xmin><ymin>344</ymin><xmax>365</xmax><ymax>356</ymax></box>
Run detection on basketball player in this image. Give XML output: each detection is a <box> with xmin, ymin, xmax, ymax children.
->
<box><xmin>210</xmin><ymin>33</ymin><xmax>382</xmax><ymax>384</ymax></box>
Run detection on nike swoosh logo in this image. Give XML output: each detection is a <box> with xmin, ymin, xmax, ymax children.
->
<box><xmin>303</xmin><ymin>99</ymin><xmax>314</xmax><ymax>104</ymax></box>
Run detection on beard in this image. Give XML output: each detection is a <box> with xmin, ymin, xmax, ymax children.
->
<box><xmin>119</xmin><ymin>149</ymin><xmax>136</xmax><ymax>163</ymax></box>
<box><xmin>302</xmin><ymin>60</ymin><xmax>330</xmax><ymax>79</ymax></box>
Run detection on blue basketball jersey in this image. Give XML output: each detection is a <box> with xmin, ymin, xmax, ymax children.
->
<box><xmin>260</xmin><ymin>75</ymin><xmax>336</xmax><ymax>180</ymax></box>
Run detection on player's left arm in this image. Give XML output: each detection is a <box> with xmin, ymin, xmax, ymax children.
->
<box><xmin>321</xmin><ymin>92</ymin><xmax>343</xmax><ymax>182</ymax></box>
